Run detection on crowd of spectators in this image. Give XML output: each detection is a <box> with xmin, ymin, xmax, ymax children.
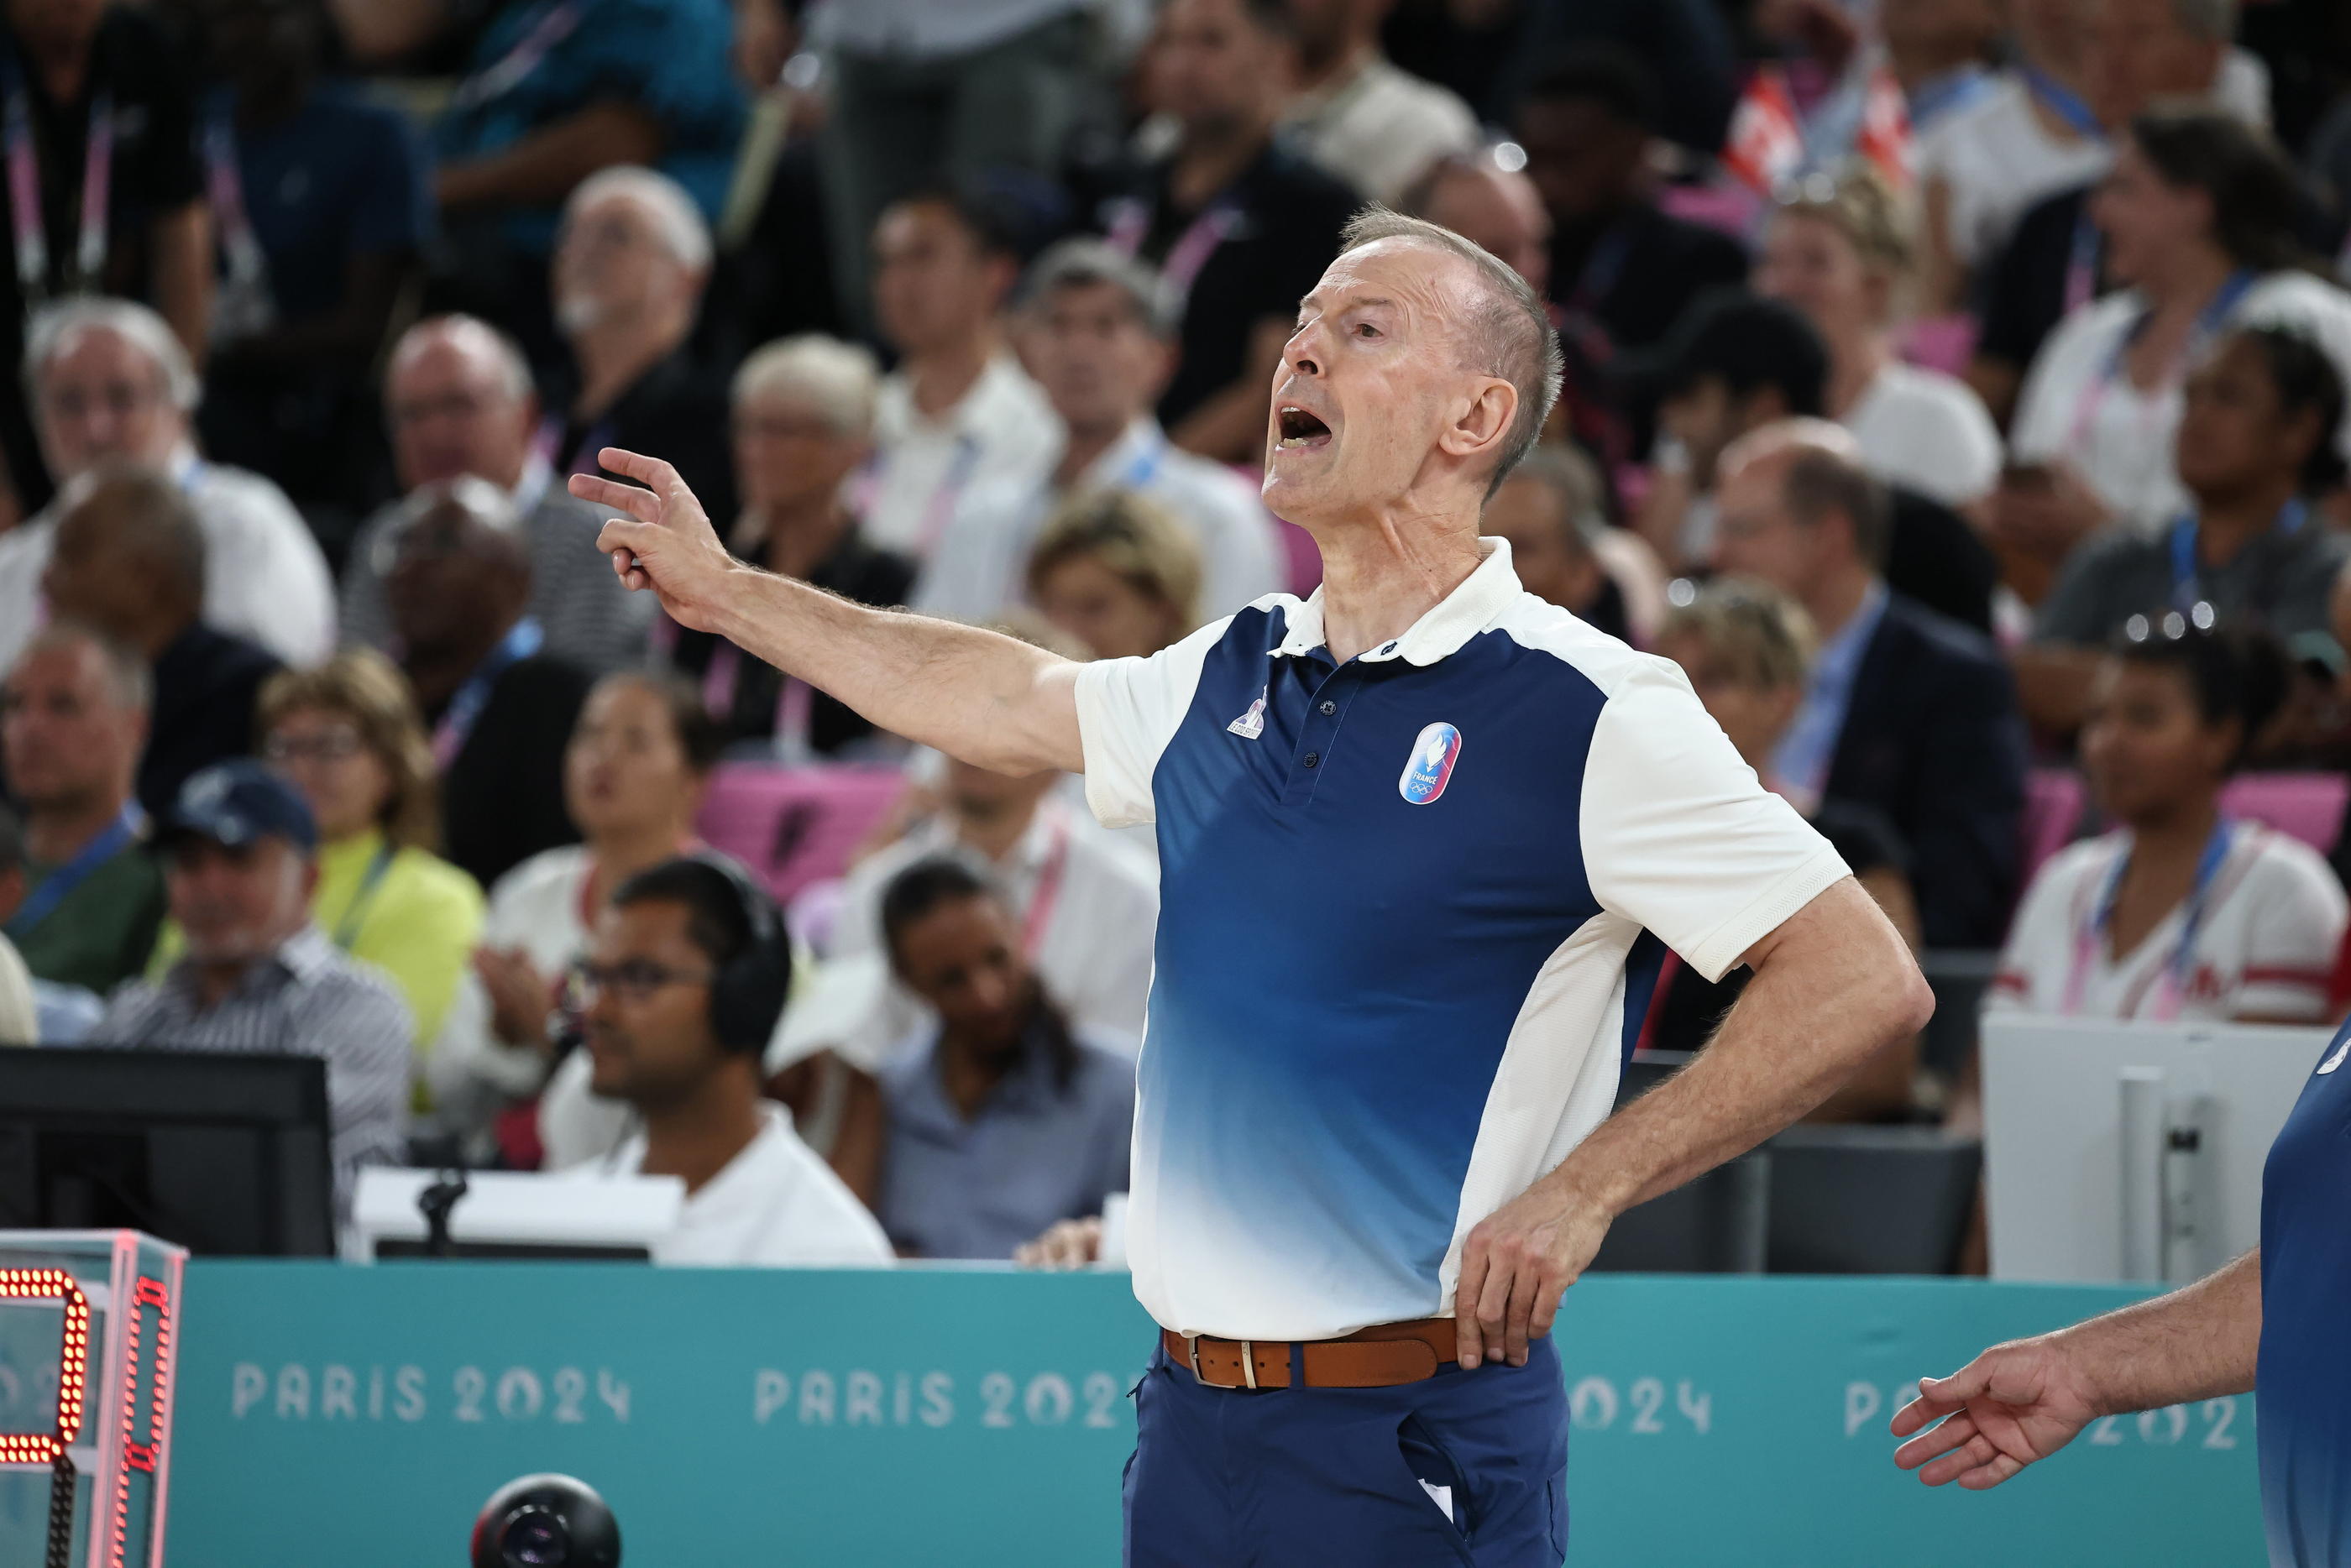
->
<box><xmin>5</xmin><ymin>0</ymin><xmax>2351</xmax><ymax>1268</ymax></box>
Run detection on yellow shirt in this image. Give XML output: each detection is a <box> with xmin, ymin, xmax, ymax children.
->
<box><xmin>151</xmin><ymin>829</ymin><xmax>485</xmax><ymax>1052</ymax></box>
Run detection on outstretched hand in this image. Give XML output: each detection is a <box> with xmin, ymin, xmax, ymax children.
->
<box><xmin>569</xmin><ymin>448</ymin><xmax>740</xmax><ymax>633</ymax></box>
<box><xmin>1890</xmin><ymin>1336</ymin><xmax>2101</xmax><ymax>1489</ymax></box>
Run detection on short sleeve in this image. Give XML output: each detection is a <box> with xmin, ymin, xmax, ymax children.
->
<box><xmin>2031</xmin><ymin>531</ymin><xmax>2131</xmax><ymax>647</ymax></box>
<box><xmin>2235</xmin><ymin>842</ymin><xmax>2348</xmax><ymax>1022</ymax></box>
<box><xmin>1072</xmin><ymin>614</ymin><xmax>1234</xmax><ymax>829</ymax></box>
<box><xmin>1579</xmin><ymin>658</ymin><xmax>1851</xmax><ymax>981</ymax></box>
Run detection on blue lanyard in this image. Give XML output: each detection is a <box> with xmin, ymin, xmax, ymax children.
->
<box><xmin>328</xmin><ymin>840</ymin><xmax>397</xmax><ymax>952</ymax></box>
<box><xmin>430</xmin><ymin>617</ymin><xmax>542</xmax><ymax>766</ymax></box>
<box><xmin>1114</xmin><ymin>429</ymin><xmax>1166</xmax><ymax>490</ymax></box>
<box><xmin>2167</xmin><ymin>497</ymin><xmax>2306</xmax><ymax>612</ymax></box>
<box><xmin>2021</xmin><ymin>64</ymin><xmax>2102</xmax><ymax>140</ymax></box>
<box><xmin>1906</xmin><ymin>64</ymin><xmax>1993</xmax><ymax>131</ymax></box>
<box><xmin>2069</xmin><ymin>818</ymin><xmax>2234</xmax><ymax>1017</ymax></box>
<box><xmin>6</xmin><ymin>802</ymin><xmax>142</xmax><ymax>938</ymax></box>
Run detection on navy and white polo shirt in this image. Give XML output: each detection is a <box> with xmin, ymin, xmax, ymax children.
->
<box><xmin>1073</xmin><ymin>540</ymin><xmax>1848</xmax><ymax>1341</ymax></box>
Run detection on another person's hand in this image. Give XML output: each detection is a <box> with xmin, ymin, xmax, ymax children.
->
<box><xmin>1016</xmin><ymin>1217</ymin><xmax>1103</xmax><ymax>1271</ymax></box>
<box><xmin>475</xmin><ymin>946</ymin><xmax>553</xmax><ymax>1051</ymax></box>
<box><xmin>572</xmin><ymin>449</ymin><xmax>744</xmax><ymax>634</ymax></box>
<box><xmin>1452</xmin><ymin>1184</ymin><xmax>1614</xmax><ymax>1369</ymax></box>
<box><xmin>1890</xmin><ymin>1335</ymin><xmax>2102</xmax><ymax>1488</ymax></box>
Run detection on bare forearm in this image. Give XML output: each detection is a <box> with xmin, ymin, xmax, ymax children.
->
<box><xmin>706</xmin><ymin>564</ymin><xmax>1082</xmax><ymax>774</ymax></box>
<box><xmin>1555</xmin><ymin>878</ymin><xmax>1931</xmax><ymax>1214</ymax></box>
<box><xmin>2060</xmin><ymin>1249</ymin><xmax>2262</xmax><ymax>1414</ymax></box>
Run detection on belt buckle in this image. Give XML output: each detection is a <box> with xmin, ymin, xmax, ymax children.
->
<box><xmin>1186</xmin><ymin>1334</ymin><xmax>1203</xmax><ymax>1382</ymax></box>
<box><xmin>1186</xmin><ymin>1335</ymin><xmax>1261</xmax><ymax>1390</ymax></box>
<box><xmin>1240</xmin><ymin>1341</ymin><xmax>1258</xmax><ymax>1390</ymax></box>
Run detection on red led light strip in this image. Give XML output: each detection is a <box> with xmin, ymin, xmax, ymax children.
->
<box><xmin>104</xmin><ymin>1277</ymin><xmax>174</xmax><ymax>1568</ymax></box>
<box><xmin>0</xmin><ymin>1268</ymin><xmax>90</xmax><ymax>1466</ymax></box>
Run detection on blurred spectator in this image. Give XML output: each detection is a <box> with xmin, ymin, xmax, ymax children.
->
<box><xmin>1099</xmin><ymin>0</ymin><xmax>1358</xmax><ymax>463</ymax></box>
<box><xmin>1991</xmin><ymin>624</ymin><xmax>2344</xmax><ymax>1020</ymax></box>
<box><xmin>1971</xmin><ymin>0</ymin><xmax>2257</xmax><ymax>427</ymax></box>
<box><xmin>92</xmin><ymin>760</ymin><xmax>412</xmax><ymax>1213</ymax></box>
<box><xmin>248</xmin><ymin>652</ymin><xmax>483</xmax><ymax>1048</ymax></box>
<box><xmin>43</xmin><ymin>464</ymin><xmax>281</xmax><ymax>816</ymax></box>
<box><xmin>574</xmin><ymin>855</ymin><xmax>892</xmax><ymax>1266</ymax></box>
<box><xmin>0</xmin><ymin>0</ymin><xmax>208</xmax><ymax>521</ymax></box>
<box><xmin>544</xmin><ymin>167</ymin><xmax>736</xmax><ymax>527</ymax></box>
<box><xmin>1645</xmin><ymin>578</ymin><xmax>1919</xmax><ymax>1117</ymax></box>
<box><xmin>432</xmin><ymin>0</ymin><xmax>744</xmax><ymax>351</ymax></box>
<box><xmin>1759</xmin><ymin>167</ymin><xmax>2004</xmax><ymax>512</ymax></box>
<box><xmin>1882</xmin><ymin>0</ymin><xmax>2001</xmax><ymax>137</ymax></box>
<box><xmin>1401</xmin><ymin>148</ymin><xmax>1552</xmax><ymax>295</ymax></box>
<box><xmin>1914</xmin><ymin>0</ymin><xmax>2110</xmax><ymax>313</ymax></box>
<box><xmin>917</xmin><ymin>240</ymin><xmax>1280</xmax><ymax>625</ymax></box>
<box><xmin>0</xmin><ymin>623</ymin><xmax>165</xmax><ymax>994</ymax></box>
<box><xmin>2006</xmin><ymin>109</ymin><xmax>2351</xmax><ymax>554</ymax></box>
<box><xmin>0</xmin><ymin>807</ymin><xmax>67</xmax><ymax>1043</ymax></box>
<box><xmin>432</xmin><ymin>671</ymin><xmax>719</xmax><ymax>1164</ymax></box>
<box><xmin>874</xmin><ymin>857</ymin><xmax>1133</xmax><ymax>1260</ymax></box>
<box><xmin>380</xmin><ymin>477</ymin><xmax>592</xmax><ymax>887</ymax></box>
<box><xmin>1516</xmin><ymin>51</ymin><xmax>1747</xmax><ymax>365</ymax></box>
<box><xmin>1711</xmin><ymin>421</ymin><xmax>2026</xmax><ymax>948</ymax></box>
<box><xmin>1026</xmin><ymin>490</ymin><xmax>1205</xmax><ymax>660</ymax></box>
<box><xmin>1480</xmin><ymin>447</ymin><xmax>1631</xmax><ymax>644</ymax></box>
<box><xmin>862</xmin><ymin>189</ymin><xmax>1060</xmax><ymax>558</ymax></box>
<box><xmin>2017</xmin><ymin>325</ymin><xmax>2350</xmax><ymax>736</ymax></box>
<box><xmin>1449</xmin><ymin>0</ymin><xmax>1737</xmax><ymax>158</ymax></box>
<box><xmin>0</xmin><ymin>299</ymin><xmax>333</xmax><ymax>674</ymax></box>
<box><xmin>187</xmin><ymin>0</ymin><xmax>431</xmax><ymax>536</ymax></box>
<box><xmin>666</xmin><ymin>334</ymin><xmax>915</xmax><ymax>759</ymax></box>
<box><xmin>343</xmin><ymin>315</ymin><xmax>652</xmax><ymax>673</ymax></box>
<box><xmin>1280</xmin><ymin>0</ymin><xmax>1477</xmax><ymax>206</ymax></box>
<box><xmin>814</xmin><ymin>0</ymin><xmax>1095</xmax><ymax>336</ymax></box>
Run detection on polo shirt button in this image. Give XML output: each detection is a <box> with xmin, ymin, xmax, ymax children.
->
<box><xmin>1319</xmin><ymin>700</ymin><xmax>1336</xmax><ymax>715</ymax></box>
<box><xmin>1303</xmin><ymin>752</ymin><xmax>1320</xmax><ymax>768</ymax></box>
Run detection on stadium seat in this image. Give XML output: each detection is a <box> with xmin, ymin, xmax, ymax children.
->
<box><xmin>1596</xmin><ymin>1054</ymin><xmax>1768</xmax><ymax>1273</ymax></box>
<box><xmin>1762</xmin><ymin>1126</ymin><xmax>1983</xmax><ymax>1275</ymax></box>
<box><xmin>2219</xmin><ymin>772</ymin><xmax>2346</xmax><ymax>857</ymax></box>
<box><xmin>2020</xmin><ymin>767</ymin><xmax>2087</xmax><ymax>888</ymax></box>
<box><xmin>694</xmin><ymin>764</ymin><xmax>908</xmax><ymax>906</ymax></box>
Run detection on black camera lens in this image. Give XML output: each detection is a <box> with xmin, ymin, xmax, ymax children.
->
<box><xmin>500</xmin><ymin>1508</ymin><xmax>571</xmax><ymax>1566</ymax></box>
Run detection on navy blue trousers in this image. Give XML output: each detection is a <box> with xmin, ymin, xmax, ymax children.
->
<box><xmin>1123</xmin><ymin>1337</ymin><xmax>1569</xmax><ymax>1567</ymax></box>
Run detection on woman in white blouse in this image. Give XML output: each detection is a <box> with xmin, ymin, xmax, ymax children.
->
<box><xmin>1989</xmin><ymin>624</ymin><xmax>2344</xmax><ymax>1023</ymax></box>
<box><xmin>2006</xmin><ymin>107</ymin><xmax>2351</xmax><ymax>555</ymax></box>
<box><xmin>1757</xmin><ymin>165</ymin><xmax>2005</xmax><ymax>514</ymax></box>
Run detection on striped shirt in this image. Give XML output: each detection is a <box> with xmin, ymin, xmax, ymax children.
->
<box><xmin>93</xmin><ymin>925</ymin><xmax>414</xmax><ymax>1214</ymax></box>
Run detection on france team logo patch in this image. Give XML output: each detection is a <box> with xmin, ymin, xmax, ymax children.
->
<box><xmin>1398</xmin><ymin>723</ymin><xmax>1463</xmax><ymax>804</ymax></box>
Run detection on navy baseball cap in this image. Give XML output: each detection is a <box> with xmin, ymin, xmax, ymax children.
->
<box><xmin>1611</xmin><ymin>289</ymin><xmax>1830</xmax><ymax>415</ymax></box>
<box><xmin>159</xmin><ymin>760</ymin><xmax>317</xmax><ymax>855</ymax></box>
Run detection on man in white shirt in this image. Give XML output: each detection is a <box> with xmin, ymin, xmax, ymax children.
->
<box><xmin>861</xmin><ymin>191</ymin><xmax>1061</xmax><ymax>559</ymax></box>
<box><xmin>0</xmin><ymin>299</ymin><xmax>334</xmax><ymax>675</ymax></box>
<box><xmin>340</xmin><ymin>315</ymin><xmax>653</xmax><ymax>672</ymax></box>
<box><xmin>582</xmin><ymin>855</ymin><xmax>892</xmax><ymax>1267</ymax></box>
<box><xmin>916</xmin><ymin>240</ymin><xmax>1284</xmax><ymax>625</ymax></box>
<box><xmin>1280</xmin><ymin>0</ymin><xmax>1479</xmax><ymax>206</ymax></box>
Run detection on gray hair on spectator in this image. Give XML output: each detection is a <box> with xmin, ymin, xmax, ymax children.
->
<box><xmin>567</xmin><ymin>165</ymin><xmax>713</xmax><ymax>272</ymax></box>
<box><xmin>12</xmin><ymin>617</ymin><xmax>153</xmax><ymax>711</ymax></box>
<box><xmin>731</xmin><ymin>334</ymin><xmax>882</xmax><ymax>441</ymax></box>
<box><xmin>1018</xmin><ymin>238</ymin><xmax>1180</xmax><ymax>337</ymax></box>
<box><xmin>1721</xmin><ymin>418</ymin><xmax>1891</xmax><ymax>570</ymax></box>
<box><xmin>392</xmin><ymin>314</ymin><xmax>535</xmax><ymax>404</ymax></box>
<box><xmin>24</xmin><ymin>298</ymin><xmax>200</xmax><ymax>413</ymax></box>
<box><xmin>1498</xmin><ymin>444</ymin><xmax>1608</xmax><ymax>551</ymax></box>
<box><xmin>2168</xmin><ymin>0</ymin><xmax>2236</xmax><ymax>42</ymax></box>
<box><xmin>1336</xmin><ymin>206</ymin><xmax>1564</xmax><ymax>499</ymax></box>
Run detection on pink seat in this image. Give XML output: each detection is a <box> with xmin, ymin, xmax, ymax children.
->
<box><xmin>1900</xmin><ymin>315</ymin><xmax>1978</xmax><ymax>377</ymax></box>
<box><xmin>2221</xmin><ymin>773</ymin><xmax>2348</xmax><ymax>856</ymax></box>
<box><xmin>2019</xmin><ymin>768</ymin><xmax>2087</xmax><ymax>891</ymax></box>
<box><xmin>694</xmin><ymin>764</ymin><xmax>908</xmax><ymax>906</ymax></box>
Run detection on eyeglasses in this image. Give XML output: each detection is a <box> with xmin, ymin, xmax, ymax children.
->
<box><xmin>565</xmin><ymin>959</ymin><xmax>714</xmax><ymax>1007</ymax></box>
<box><xmin>264</xmin><ymin>729</ymin><xmax>367</xmax><ymax>764</ymax></box>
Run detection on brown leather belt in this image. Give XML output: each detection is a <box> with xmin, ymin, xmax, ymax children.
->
<box><xmin>1161</xmin><ymin>1317</ymin><xmax>1458</xmax><ymax>1390</ymax></box>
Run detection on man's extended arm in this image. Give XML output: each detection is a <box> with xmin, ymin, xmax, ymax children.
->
<box><xmin>574</xmin><ymin>451</ymin><xmax>1085</xmax><ymax>776</ymax></box>
<box><xmin>1889</xmin><ymin>1248</ymin><xmax>2262</xmax><ymax>1488</ymax></box>
<box><xmin>1452</xmin><ymin>876</ymin><xmax>1932</xmax><ymax>1369</ymax></box>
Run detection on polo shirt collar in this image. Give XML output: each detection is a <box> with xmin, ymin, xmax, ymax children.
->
<box><xmin>1271</xmin><ymin>536</ymin><xmax>1521</xmax><ymax>666</ymax></box>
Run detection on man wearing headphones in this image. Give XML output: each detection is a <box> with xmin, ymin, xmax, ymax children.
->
<box><xmin>578</xmin><ymin>855</ymin><xmax>893</xmax><ymax>1267</ymax></box>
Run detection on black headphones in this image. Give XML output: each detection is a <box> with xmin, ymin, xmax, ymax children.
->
<box><xmin>678</xmin><ymin>852</ymin><xmax>793</xmax><ymax>1056</ymax></box>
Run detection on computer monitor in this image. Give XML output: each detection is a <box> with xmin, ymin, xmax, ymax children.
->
<box><xmin>0</xmin><ymin>1048</ymin><xmax>335</xmax><ymax>1257</ymax></box>
<box><xmin>1982</xmin><ymin>1016</ymin><xmax>2327</xmax><ymax>1284</ymax></box>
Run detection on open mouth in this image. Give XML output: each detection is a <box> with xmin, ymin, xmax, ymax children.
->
<box><xmin>1275</xmin><ymin>405</ymin><xmax>1333</xmax><ymax>450</ymax></box>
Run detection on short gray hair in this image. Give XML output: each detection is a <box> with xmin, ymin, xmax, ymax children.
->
<box><xmin>1497</xmin><ymin>444</ymin><xmax>1606</xmax><ymax>551</ymax></box>
<box><xmin>391</xmin><ymin>314</ymin><xmax>535</xmax><ymax>403</ymax></box>
<box><xmin>732</xmin><ymin>334</ymin><xmax>882</xmax><ymax>440</ymax></box>
<box><xmin>1722</xmin><ymin>418</ymin><xmax>1891</xmax><ymax>570</ymax></box>
<box><xmin>12</xmin><ymin>617</ymin><xmax>152</xmax><ymax>710</ymax></box>
<box><xmin>2168</xmin><ymin>0</ymin><xmax>2236</xmax><ymax>43</ymax></box>
<box><xmin>1336</xmin><ymin>206</ymin><xmax>1563</xmax><ymax>499</ymax></box>
<box><xmin>567</xmin><ymin>165</ymin><xmax>713</xmax><ymax>271</ymax></box>
<box><xmin>1018</xmin><ymin>238</ymin><xmax>1179</xmax><ymax>337</ymax></box>
<box><xmin>24</xmin><ymin>298</ymin><xmax>200</xmax><ymax>412</ymax></box>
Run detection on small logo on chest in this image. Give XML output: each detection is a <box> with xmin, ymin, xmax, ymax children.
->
<box><xmin>2320</xmin><ymin>1032</ymin><xmax>2350</xmax><ymax>1075</ymax></box>
<box><xmin>1228</xmin><ymin>688</ymin><xmax>1268</xmax><ymax>740</ymax></box>
<box><xmin>1398</xmin><ymin>723</ymin><xmax>1463</xmax><ymax>804</ymax></box>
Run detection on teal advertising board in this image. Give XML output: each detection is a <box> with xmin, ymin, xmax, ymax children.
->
<box><xmin>164</xmin><ymin>1264</ymin><xmax>2261</xmax><ymax>1565</ymax></box>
